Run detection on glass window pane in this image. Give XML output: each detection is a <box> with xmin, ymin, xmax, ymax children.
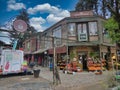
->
<box><xmin>77</xmin><ymin>23</ymin><xmax>88</xmax><ymax>41</ymax></box>
<box><xmin>78</xmin><ymin>24</ymin><xmax>82</xmax><ymax>33</ymax></box>
<box><xmin>89</xmin><ymin>22</ymin><xmax>98</xmax><ymax>35</ymax></box>
<box><xmin>83</xmin><ymin>24</ymin><xmax>87</xmax><ymax>33</ymax></box>
<box><xmin>68</xmin><ymin>23</ymin><xmax>76</xmax><ymax>36</ymax></box>
<box><xmin>53</xmin><ymin>26</ymin><xmax>62</xmax><ymax>45</ymax></box>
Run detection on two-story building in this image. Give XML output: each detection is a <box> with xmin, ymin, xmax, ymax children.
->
<box><xmin>24</xmin><ymin>10</ymin><xmax>116</xmax><ymax>70</ymax></box>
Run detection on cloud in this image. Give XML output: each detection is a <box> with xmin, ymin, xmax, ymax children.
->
<box><xmin>7</xmin><ymin>0</ymin><xmax>26</xmax><ymax>11</ymax></box>
<box><xmin>46</xmin><ymin>10</ymin><xmax>70</xmax><ymax>23</ymax></box>
<box><xmin>0</xmin><ymin>18</ymin><xmax>15</xmax><ymax>30</ymax></box>
<box><xmin>27</xmin><ymin>3</ymin><xmax>59</xmax><ymax>14</ymax></box>
<box><xmin>29</xmin><ymin>17</ymin><xmax>46</xmax><ymax>32</ymax></box>
<box><xmin>27</xmin><ymin>3</ymin><xmax>70</xmax><ymax>24</ymax></box>
<box><xmin>46</xmin><ymin>14</ymin><xmax>63</xmax><ymax>23</ymax></box>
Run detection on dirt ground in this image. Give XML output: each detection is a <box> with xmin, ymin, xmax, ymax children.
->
<box><xmin>0</xmin><ymin>73</ymin><xmax>107</xmax><ymax>90</ymax></box>
<box><xmin>0</xmin><ymin>69</ymin><xmax>118</xmax><ymax>90</ymax></box>
<box><xmin>0</xmin><ymin>73</ymin><xmax>53</xmax><ymax>90</ymax></box>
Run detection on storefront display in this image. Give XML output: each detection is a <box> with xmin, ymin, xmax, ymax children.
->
<box><xmin>57</xmin><ymin>61</ymin><xmax>66</xmax><ymax>70</ymax></box>
<box><xmin>87</xmin><ymin>58</ymin><xmax>106</xmax><ymax>71</ymax></box>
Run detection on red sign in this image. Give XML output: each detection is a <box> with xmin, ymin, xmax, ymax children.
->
<box><xmin>48</xmin><ymin>46</ymin><xmax>67</xmax><ymax>54</ymax></box>
<box><xmin>13</xmin><ymin>19</ymin><xmax>27</xmax><ymax>32</ymax></box>
<box><xmin>70</xmin><ymin>10</ymin><xmax>94</xmax><ymax>17</ymax></box>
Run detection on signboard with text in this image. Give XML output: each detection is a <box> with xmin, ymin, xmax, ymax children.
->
<box><xmin>78</xmin><ymin>33</ymin><xmax>88</xmax><ymax>41</ymax></box>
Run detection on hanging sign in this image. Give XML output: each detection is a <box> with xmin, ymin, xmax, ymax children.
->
<box><xmin>13</xmin><ymin>19</ymin><xmax>27</xmax><ymax>32</ymax></box>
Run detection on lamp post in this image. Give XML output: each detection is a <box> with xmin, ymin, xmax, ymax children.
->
<box><xmin>44</xmin><ymin>51</ymin><xmax>47</xmax><ymax>67</ymax></box>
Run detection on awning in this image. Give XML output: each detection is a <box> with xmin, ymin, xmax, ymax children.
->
<box><xmin>33</xmin><ymin>48</ymin><xmax>47</xmax><ymax>54</ymax></box>
<box><xmin>48</xmin><ymin>46</ymin><xmax>67</xmax><ymax>54</ymax></box>
<box><xmin>24</xmin><ymin>51</ymin><xmax>32</xmax><ymax>55</ymax></box>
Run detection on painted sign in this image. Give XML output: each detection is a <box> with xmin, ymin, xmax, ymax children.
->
<box><xmin>1</xmin><ymin>50</ymin><xmax>24</xmax><ymax>74</ymax></box>
<box><xmin>70</xmin><ymin>10</ymin><xmax>94</xmax><ymax>17</ymax></box>
<box><xmin>13</xmin><ymin>19</ymin><xmax>27</xmax><ymax>32</ymax></box>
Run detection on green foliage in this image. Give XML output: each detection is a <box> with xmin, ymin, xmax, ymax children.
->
<box><xmin>75</xmin><ymin>0</ymin><xmax>97</xmax><ymax>11</ymax></box>
<box><xmin>69</xmin><ymin>52</ymin><xmax>76</xmax><ymax>60</ymax></box>
<box><xmin>89</xmin><ymin>52</ymin><xmax>99</xmax><ymax>59</ymax></box>
<box><xmin>70</xmin><ymin>50</ymin><xmax>77</xmax><ymax>61</ymax></box>
<box><xmin>16</xmin><ymin>9</ymin><xmax>29</xmax><ymax>24</ymax></box>
<box><xmin>11</xmin><ymin>9</ymin><xmax>37</xmax><ymax>48</ymax></box>
<box><xmin>104</xmin><ymin>17</ymin><xmax>120</xmax><ymax>43</ymax></box>
<box><xmin>105</xmin><ymin>17</ymin><xmax>119</xmax><ymax>31</ymax></box>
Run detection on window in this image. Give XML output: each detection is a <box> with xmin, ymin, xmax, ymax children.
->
<box><xmin>27</xmin><ymin>42</ymin><xmax>30</xmax><ymax>51</ymax></box>
<box><xmin>103</xmin><ymin>28</ymin><xmax>109</xmax><ymax>38</ymax></box>
<box><xmin>88</xmin><ymin>22</ymin><xmax>98</xmax><ymax>35</ymax></box>
<box><xmin>53</xmin><ymin>26</ymin><xmax>62</xmax><ymax>45</ymax></box>
<box><xmin>45</xmin><ymin>33</ymin><xmax>49</xmax><ymax>49</ymax></box>
<box><xmin>68</xmin><ymin>23</ymin><xmax>76</xmax><ymax>36</ymax></box>
<box><xmin>78</xmin><ymin>24</ymin><xmax>87</xmax><ymax>33</ymax></box>
<box><xmin>77</xmin><ymin>23</ymin><xmax>88</xmax><ymax>41</ymax></box>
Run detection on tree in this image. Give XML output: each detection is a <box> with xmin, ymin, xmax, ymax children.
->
<box><xmin>105</xmin><ymin>17</ymin><xmax>119</xmax><ymax>43</ymax></box>
<box><xmin>104</xmin><ymin>0</ymin><xmax>120</xmax><ymax>47</ymax></box>
<box><xmin>11</xmin><ymin>9</ymin><xmax>37</xmax><ymax>49</ymax></box>
<box><xmin>16</xmin><ymin>9</ymin><xmax>29</xmax><ymax>24</ymax></box>
<box><xmin>75</xmin><ymin>0</ymin><xmax>115</xmax><ymax>18</ymax></box>
<box><xmin>106</xmin><ymin>0</ymin><xmax>120</xmax><ymax>28</ymax></box>
<box><xmin>75</xmin><ymin>0</ymin><xmax>98</xmax><ymax>11</ymax></box>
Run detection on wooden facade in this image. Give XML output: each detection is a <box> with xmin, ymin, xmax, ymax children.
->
<box><xmin>23</xmin><ymin>11</ymin><xmax>116</xmax><ymax>69</ymax></box>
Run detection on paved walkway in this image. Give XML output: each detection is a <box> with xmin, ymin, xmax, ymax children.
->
<box><xmin>39</xmin><ymin>66</ymin><xmax>114</xmax><ymax>90</ymax></box>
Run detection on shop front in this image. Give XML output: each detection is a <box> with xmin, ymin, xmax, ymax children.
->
<box><xmin>69</xmin><ymin>46</ymin><xmax>95</xmax><ymax>71</ymax></box>
<box><xmin>68</xmin><ymin>45</ymin><xmax>110</xmax><ymax>71</ymax></box>
<box><xmin>48</xmin><ymin>46</ymin><xmax>67</xmax><ymax>70</ymax></box>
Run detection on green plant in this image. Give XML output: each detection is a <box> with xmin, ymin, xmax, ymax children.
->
<box><xmin>69</xmin><ymin>52</ymin><xmax>76</xmax><ymax>61</ymax></box>
<box><xmin>89</xmin><ymin>52</ymin><xmax>98</xmax><ymax>58</ymax></box>
<box><xmin>89</xmin><ymin>52</ymin><xmax>99</xmax><ymax>63</ymax></box>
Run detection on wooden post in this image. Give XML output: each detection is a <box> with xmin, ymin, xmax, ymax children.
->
<box><xmin>53</xmin><ymin>36</ymin><xmax>55</xmax><ymax>84</ymax></box>
<box><xmin>52</xmin><ymin>36</ymin><xmax>61</xmax><ymax>85</ymax></box>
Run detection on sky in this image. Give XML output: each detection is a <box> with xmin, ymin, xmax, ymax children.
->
<box><xmin>0</xmin><ymin>0</ymin><xmax>78</xmax><ymax>44</ymax></box>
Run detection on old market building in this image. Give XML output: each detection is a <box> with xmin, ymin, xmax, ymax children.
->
<box><xmin>23</xmin><ymin>10</ymin><xmax>116</xmax><ymax>71</ymax></box>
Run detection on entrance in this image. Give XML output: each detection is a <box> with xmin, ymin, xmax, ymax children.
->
<box><xmin>78</xmin><ymin>52</ymin><xmax>88</xmax><ymax>70</ymax></box>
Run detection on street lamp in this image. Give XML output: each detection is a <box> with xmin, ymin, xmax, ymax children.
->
<box><xmin>44</xmin><ymin>51</ymin><xmax>47</xmax><ymax>67</ymax></box>
<box><xmin>44</xmin><ymin>51</ymin><xmax>47</xmax><ymax>55</ymax></box>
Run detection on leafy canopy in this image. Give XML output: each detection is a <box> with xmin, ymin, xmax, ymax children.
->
<box><xmin>105</xmin><ymin>17</ymin><xmax>120</xmax><ymax>42</ymax></box>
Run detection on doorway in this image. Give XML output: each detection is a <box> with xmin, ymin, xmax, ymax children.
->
<box><xmin>78</xmin><ymin>52</ymin><xmax>88</xmax><ymax>70</ymax></box>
